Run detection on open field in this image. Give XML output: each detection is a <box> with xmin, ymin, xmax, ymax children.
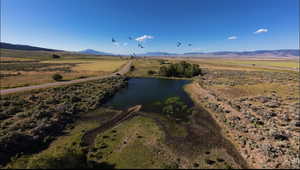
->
<box><xmin>128</xmin><ymin>57</ymin><xmax>299</xmax><ymax>78</ymax></box>
<box><xmin>127</xmin><ymin>59</ymin><xmax>162</xmax><ymax>77</ymax></box>
<box><xmin>72</xmin><ymin>60</ymin><xmax>127</xmax><ymax>72</ymax></box>
<box><xmin>185</xmin><ymin>58</ymin><xmax>299</xmax><ymax>71</ymax></box>
<box><xmin>42</xmin><ymin>59</ymin><xmax>127</xmax><ymax>72</ymax></box>
<box><xmin>222</xmin><ymin>59</ymin><xmax>298</xmax><ymax>68</ymax></box>
<box><xmin>0</xmin><ymin>49</ymin><xmax>123</xmax><ymax>60</ymax></box>
<box><xmin>1</xmin><ymin>54</ymin><xmax>299</xmax><ymax>169</ymax></box>
<box><xmin>0</xmin><ymin>49</ymin><xmax>128</xmax><ymax>89</ymax></box>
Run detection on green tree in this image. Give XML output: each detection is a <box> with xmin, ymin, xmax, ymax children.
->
<box><xmin>184</xmin><ymin>65</ymin><xmax>193</xmax><ymax>78</ymax></box>
<box><xmin>159</xmin><ymin>66</ymin><xmax>169</xmax><ymax>76</ymax></box>
<box><xmin>192</xmin><ymin>64</ymin><xmax>201</xmax><ymax>76</ymax></box>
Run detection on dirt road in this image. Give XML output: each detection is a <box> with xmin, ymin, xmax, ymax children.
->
<box><xmin>0</xmin><ymin>61</ymin><xmax>132</xmax><ymax>95</ymax></box>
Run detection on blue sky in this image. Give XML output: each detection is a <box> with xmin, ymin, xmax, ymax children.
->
<box><xmin>1</xmin><ymin>0</ymin><xmax>299</xmax><ymax>54</ymax></box>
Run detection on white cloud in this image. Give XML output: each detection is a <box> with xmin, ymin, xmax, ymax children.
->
<box><xmin>254</xmin><ymin>28</ymin><xmax>268</xmax><ymax>34</ymax></box>
<box><xmin>228</xmin><ymin>36</ymin><xmax>237</xmax><ymax>40</ymax></box>
<box><xmin>123</xmin><ymin>43</ymin><xmax>128</xmax><ymax>46</ymax></box>
<box><xmin>135</xmin><ymin>35</ymin><xmax>154</xmax><ymax>42</ymax></box>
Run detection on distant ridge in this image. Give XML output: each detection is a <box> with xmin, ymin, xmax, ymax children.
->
<box><xmin>0</xmin><ymin>42</ymin><xmax>61</xmax><ymax>52</ymax></box>
<box><xmin>1</xmin><ymin>42</ymin><xmax>298</xmax><ymax>58</ymax></box>
<box><xmin>138</xmin><ymin>49</ymin><xmax>299</xmax><ymax>58</ymax></box>
<box><xmin>78</xmin><ymin>49</ymin><xmax>113</xmax><ymax>55</ymax></box>
<box><xmin>137</xmin><ymin>52</ymin><xmax>178</xmax><ymax>56</ymax></box>
<box><xmin>210</xmin><ymin>49</ymin><xmax>300</xmax><ymax>57</ymax></box>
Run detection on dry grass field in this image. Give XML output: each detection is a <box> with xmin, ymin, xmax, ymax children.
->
<box><xmin>72</xmin><ymin>60</ymin><xmax>127</xmax><ymax>72</ymax></box>
<box><xmin>0</xmin><ymin>50</ymin><xmax>127</xmax><ymax>89</ymax></box>
<box><xmin>185</xmin><ymin>58</ymin><xmax>299</xmax><ymax>71</ymax></box>
<box><xmin>2</xmin><ymin>54</ymin><xmax>299</xmax><ymax>169</ymax></box>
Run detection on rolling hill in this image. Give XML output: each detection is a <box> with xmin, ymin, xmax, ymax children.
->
<box><xmin>0</xmin><ymin>42</ymin><xmax>61</xmax><ymax>52</ymax></box>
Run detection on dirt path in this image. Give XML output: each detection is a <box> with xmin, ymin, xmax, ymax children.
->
<box><xmin>0</xmin><ymin>61</ymin><xmax>132</xmax><ymax>95</ymax></box>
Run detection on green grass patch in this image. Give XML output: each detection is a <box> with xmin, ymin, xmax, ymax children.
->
<box><xmin>89</xmin><ymin>116</ymin><xmax>176</xmax><ymax>169</ymax></box>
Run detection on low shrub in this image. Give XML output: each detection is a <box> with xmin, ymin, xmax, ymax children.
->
<box><xmin>52</xmin><ymin>74</ymin><xmax>63</xmax><ymax>81</ymax></box>
<box><xmin>161</xmin><ymin>97</ymin><xmax>192</xmax><ymax>119</ymax></box>
<box><xmin>148</xmin><ymin>70</ymin><xmax>156</xmax><ymax>75</ymax></box>
<box><xmin>52</xmin><ymin>54</ymin><xmax>61</xmax><ymax>59</ymax></box>
<box><xmin>130</xmin><ymin>65</ymin><xmax>135</xmax><ymax>71</ymax></box>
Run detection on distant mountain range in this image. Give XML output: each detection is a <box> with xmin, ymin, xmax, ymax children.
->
<box><xmin>137</xmin><ymin>52</ymin><xmax>178</xmax><ymax>56</ymax></box>
<box><xmin>0</xmin><ymin>42</ymin><xmax>113</xmax><ymax>56</ymax></box>
<box><xmin>137</xmin><ymin>49</ymin><xmax>299</xmax><ymax>58</ymax></box>
<box><xmin>0</xmin><ymin>42</ymin><xmax>61</xmax><ymax>52</ymax></box>
<box><xmin>209</xmin><ymin>49</ymin><xmax>300</xmax><ymax>57</ymax></box>
<box><xmin>1</xmin><ymin>42</ymin><xmax>299</xmax><ymax>58</ymax></box>
<box><xmin>78</xmin><ymin>49</ymin><xmax>113</xmax><ymax>55</ymax></box>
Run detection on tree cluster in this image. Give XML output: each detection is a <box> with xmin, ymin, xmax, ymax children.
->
<box><xmin>159</xmin><ymin>61</ymin><xmax>202</xmax><ymax>78</ymax></box>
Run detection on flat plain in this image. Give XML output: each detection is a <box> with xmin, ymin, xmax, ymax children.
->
<box><xmin>1</xmin><ymin>50</ymin><xmax>299</xmax><ymax>169</ymax></box>
<box><xmin>0</xmin><ymin>49</ymin><xmax>127</xmax><ymax>89</ymax></box>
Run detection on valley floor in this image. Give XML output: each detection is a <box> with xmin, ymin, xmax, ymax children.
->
<box><xmin>1</xmin><ymin>56</ymin><xmax>299</xmax><ymax>169</ymax></box>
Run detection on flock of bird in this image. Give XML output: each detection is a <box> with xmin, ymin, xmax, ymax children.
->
<box><xmin>112</xmin><ymin>37</ymin><xmax>192</xmax><ymax>57</ymax></box>
<box><xmin>112</xmin><ymin>37</ymin><xmax>192</xmax><ymax>49</ymax></box>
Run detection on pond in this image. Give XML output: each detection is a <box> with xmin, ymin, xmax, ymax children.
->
<box><xmin>104</xmin><ymin>78</ymin><xmax>193</xmax><ymax>112</ymax></box>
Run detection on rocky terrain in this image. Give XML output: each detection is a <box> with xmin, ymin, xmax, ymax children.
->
<box><xmin>189</xmin><ymin>69</ymin><xmax>300</xmax><ymax>168</ymax></box>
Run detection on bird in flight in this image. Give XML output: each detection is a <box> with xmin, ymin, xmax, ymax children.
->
<box><xmin>177</xmin><ymin>41</ymin><xmax>182</xmax><ymax>47</ymax></box>
<box><xmin>112</xmin><ymin>38</ymin><xmax>116</xmax><ymax>43</ymax></box>
<box><xmin>138</xmin><ymin>43</ymin><xmax>144</xmax><ymax>48</ymax></box>
<box><xmin>128</xmin><ymin>37</ymin><xmax>133</xmax><ymax>40</ymax></box>
<box><xmin>188</xmin><ymin>43</ymin><xmax>192</xmax><ymax>46</ymax></box>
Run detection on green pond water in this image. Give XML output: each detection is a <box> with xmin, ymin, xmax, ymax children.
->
<box><xmin>104</xmin><ymin>78</ymin><xmax>193</xmax><ymax>112</ymax></box>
